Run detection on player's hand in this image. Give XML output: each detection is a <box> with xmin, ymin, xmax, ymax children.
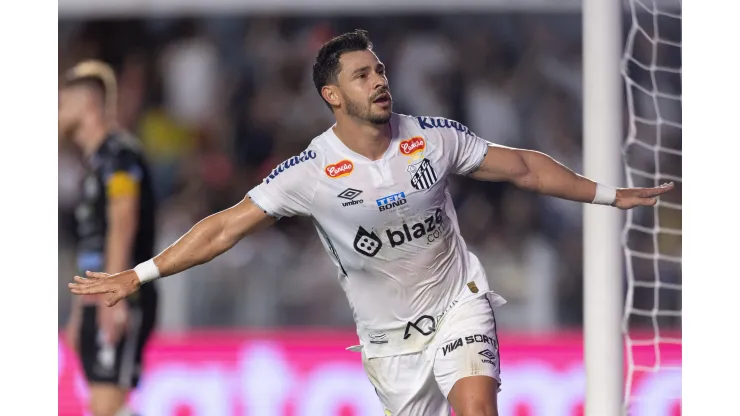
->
<box><xmin>614</xmin><ymin>182</ymin><xmax>675</xmax><ymax>210</ymax></box>
<box><xmin>98</xmin><ymin>298</ymin><xmax>129</xmax><ymax>345</ymax></box>
<box><xmin>69</xmin><ymin>270</ymin><xmax>141</xmax><ymax>307</ymax></box>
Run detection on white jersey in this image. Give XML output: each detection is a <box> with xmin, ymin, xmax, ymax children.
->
<box><xmin>248</xmin><ymin>113</ymin><xmax>506</xmax><ymax>358</ymax></box>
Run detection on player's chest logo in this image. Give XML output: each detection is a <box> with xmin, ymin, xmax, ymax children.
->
<box><xmin>407</xmin><ymin>158</ymin><xmax>438</xmax><ymax>190</ymax></box>
<box><xmin>337</xmin><ymin>188</ymin><xmax>364</xmax><ymax>207</ymax></box>
<box><xmin>399</xmin><ymin>136</ymin><xmax>425</xmax><ymax>157</ymax></box>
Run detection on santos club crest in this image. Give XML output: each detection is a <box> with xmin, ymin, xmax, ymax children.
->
<box><xmin>408</xmin><ymin>158</ymin><xmax>438</xmax><ymax>190</ymax></box>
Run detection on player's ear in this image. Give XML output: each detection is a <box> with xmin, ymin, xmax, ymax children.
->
<box><xmin>321</xmin><ymin>85</ymin><xmax>342</xmax><ymax>108</ymax></box>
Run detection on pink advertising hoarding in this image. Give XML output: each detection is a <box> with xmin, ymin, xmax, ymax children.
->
<box><xmin>58</xmin><ymin>331</ymin><xmax>681</xmax><ymax>416</ymax></box>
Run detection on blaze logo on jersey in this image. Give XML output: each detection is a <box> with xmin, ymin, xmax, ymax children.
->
<box><xmin>353</xmin><ymin>226</ymin><xmax>382</xmax><ymax>257</ymax></box>
<box><xmin>386</xmin><ymin>208</ymin><xmax>444</xmax><ymax>248</ymax></box>
<box><xmin>408</xmin><ymin>158</ymin><xmax>438</xmax><ymax>190</ymax></box>
<box><xmin>399</xmin><ymin>136</ymin><xmax>425</xmax><ymax>156</ymax></box>
<box><xmin>325</xmin><ymin>160</ymin><xmax>354</xmax><ymax>178</ymax></box>
<box><xmin>353</xmin><ymin>209</ymin><xmax>444</xmax><ymax>256</ymax></box>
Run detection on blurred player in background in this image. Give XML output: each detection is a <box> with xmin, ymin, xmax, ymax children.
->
<box><xmin>68</xmin><ymin>32</ymin><xmax>672</xmax><ymax>416</ymax></box>
<box><xmin>59</xmin><ymin>60</ymin><xmax>158</xmax><ymax>416</ymax></box>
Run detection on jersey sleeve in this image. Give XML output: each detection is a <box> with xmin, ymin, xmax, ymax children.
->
<box><xmin>103</xmin><ymin>150</ymin><xmax>143</xmax><ymax>199</ymax></box>
<box><xmin>431</xmin><ymin>118</ymin><xmax>491</xmax><ymax>176</ymax></box>
<box><xmin>247</xmin><ymin>148</ymin><xmax>320</xmax><ymax>218</ymax></box>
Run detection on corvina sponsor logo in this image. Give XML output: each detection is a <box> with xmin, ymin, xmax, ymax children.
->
<box><xmin>265</xmin><ymin>150</ymin><xmax>317</xmax><ymax>184</ymax></box>
<box><xmin>325</xmin><ymin>160</ymin><xmax>354</xmax><ymax>179</ymax></box>
<box><xmin>417</xmin><ymin>117</ymin><xmax>476</xmax><ymax>137</ymax></box>
<box><xmin>399</xmin><ymin>136</ymin><xmax>425</xmax><ymax>156</ymax></box>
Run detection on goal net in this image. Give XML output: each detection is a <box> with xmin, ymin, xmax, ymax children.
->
<box><xmin>621</xmin><ymin>0</ymin><xmax>682</xmax><ymax>414</ymax></box>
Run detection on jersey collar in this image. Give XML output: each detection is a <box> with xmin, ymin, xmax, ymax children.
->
<box><xmin>326</xmin><ymin>113</ymin><xmax>399</xmax><ymax>163</ymax></box>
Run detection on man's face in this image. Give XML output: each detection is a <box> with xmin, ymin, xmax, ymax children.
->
<box><xmin>335</xmin><ymin>49</ymin><xmax>392</xmax><ymax>125</ymax></box>
<box><xmin>58</xmin><ymin>87</ymin><xmax>86</xmax><ymax>141</ymax></box>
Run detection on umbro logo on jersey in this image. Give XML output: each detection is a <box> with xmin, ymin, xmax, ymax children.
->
<box><xmin>325</xmin><ymin>160</ymin><xmax>354</xmax><ymax>179</ymax></box>
<box><xmin>408</xmin><ymin>158</ymin><xmax>438</xmax><ymax>190</ymax></box>
<box><xmin>353</xmin><ymin>226</ymin><xmax>382</xmax><ymax>257</ymax></box>
<box><xmin>338</xmin><ymin>188</ymin><xmax>364</xmax><ymax>207</ymax></box>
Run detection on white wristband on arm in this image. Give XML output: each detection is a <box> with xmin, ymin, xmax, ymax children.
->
<box><xmin>134</xmin><ymin>259</ymin><xmax>161</xmax><ymax>284</ymax></box>
<box><xmin>592</xmin><ymin>183</ymin><xmax>617</xmax><ymax>206</ymax></box>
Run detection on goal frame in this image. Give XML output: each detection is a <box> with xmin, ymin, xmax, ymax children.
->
<box><xmin>583</xmin><ymin>1</ymin><xmax>624</xmax><ymax>415</ymax></box>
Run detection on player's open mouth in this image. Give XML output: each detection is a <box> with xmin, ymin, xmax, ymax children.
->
<box><xmin>373</xmin><ymin>93</ymin><xmax>391</xmax><ymax>105</ymax></box>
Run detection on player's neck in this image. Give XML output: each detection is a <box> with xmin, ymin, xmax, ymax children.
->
<box><xmin>75</xmin><ymin>119</ymin><xmax>113</xmax><ymax>158</ymax></box>
<box><xmin>333</xmin><ymin>116</ymin><xmax>392</xmax><ymax>161</ymax></box>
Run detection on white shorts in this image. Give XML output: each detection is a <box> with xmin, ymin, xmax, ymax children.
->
<box><xmin>361</xmin><ymin>295</ymin><xmax>502</xmax><ymax>416</ymax></box>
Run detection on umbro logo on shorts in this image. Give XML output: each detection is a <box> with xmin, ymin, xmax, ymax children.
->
<box><xmin>479</xmin><ymin>349</ymin><xmax>496</xmax><ymax>360</ymax></box>
<box><xmin>408</xmin><ymin>158</ymin><xmax>438</xmax><ymax>190</ymax></box>
<box><xmin>479</xmin><ymin>349</ymin><xmax>498</xmax><ymax>366</ymax></box>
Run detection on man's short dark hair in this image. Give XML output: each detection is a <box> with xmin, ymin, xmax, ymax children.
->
<box><xmin>312</xmin><ymin>29</ymin><xmax>373</xmax><ymax>109</ymax></box>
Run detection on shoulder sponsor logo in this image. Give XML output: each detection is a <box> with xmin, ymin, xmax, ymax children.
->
<box><xmin>376</xmin><ymin>192</ymin><xmax>407</xmax><ymax>212</ymax></box>
<box><xmin>399</xmin><ymin>136</ymin><xmax>425</xmax><ymax>156</ymax></box>
<box><xmin>325</xmin><ymin>160</ymin><xmax>354</xmax><ymax>179</ymax></box>
<box><xmin>338</xmin><ymin>188</ymin><xmax>364</xmax><ymax>207</ymax></box>
<box><xmin>416</xmin><ymin>116</ymin><xmax>476</xmax><ymax>137</ymax></box>
<box><xmin>265</xmin><ymin>150</ymin><xmax>317</xmax><ymax>184</ymax></box>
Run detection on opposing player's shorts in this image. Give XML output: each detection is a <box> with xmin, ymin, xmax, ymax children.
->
<box><xmin>361</xmin><ymin>294</ymin><xmax>501</xmax><ymax>416</ymax></box>
<box><xmin>79</xmin><ymin>285</ymin><xmax>157</xmax><ymax>389</ymax></box>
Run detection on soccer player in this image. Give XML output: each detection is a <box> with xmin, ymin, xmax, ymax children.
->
<box><xmin>60</xmin><ymin>60</ymin><xmax>158</xmax><ymax>416</ymax></box>
<box><xmin>68</xmin><ymin>31</ymin><xmax>672</xmax><ymax>416</ymax></box>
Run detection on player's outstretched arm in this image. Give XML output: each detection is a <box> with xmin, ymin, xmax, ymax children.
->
<box><xmin>467</xmin><ymin>145</ymin><xmax>674</xmax><ymax>209</ymax></box>
<box><xmin>68</xmin><ymin>197</ymin><xmax>275</xmax><ymax>306</ymax></box>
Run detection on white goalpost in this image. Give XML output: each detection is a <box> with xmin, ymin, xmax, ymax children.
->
<box><xmin>583</xmin><ymin>0</ymin><xmax>624</xmax><ymax>415</ymax></box>
<box><xmin>585</xmin><ymin>0</ymin><xmax>682</xmax><ymax>415</ymax></box>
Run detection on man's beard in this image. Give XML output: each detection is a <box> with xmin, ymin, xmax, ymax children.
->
<box><xmin>343</xmin><ymin>93</ymin><xmax>392</xmax><ymax>125</ymax></box>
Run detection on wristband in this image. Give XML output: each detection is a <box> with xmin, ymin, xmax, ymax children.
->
<box><xmin>134</xmin><ymin>259</ymin><xmax>161</xmax><ymax>284</ymax></box>
<box><xmin>592</xmin><ymin>183</ymin><xmax>617</xmax><ymax>206</ymax></box>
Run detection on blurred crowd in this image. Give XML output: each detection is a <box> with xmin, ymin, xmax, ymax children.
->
<box><xmin>58</xmin><ymin>12</ymin><xmax>682</xmax><ymax>332</ymax></box>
